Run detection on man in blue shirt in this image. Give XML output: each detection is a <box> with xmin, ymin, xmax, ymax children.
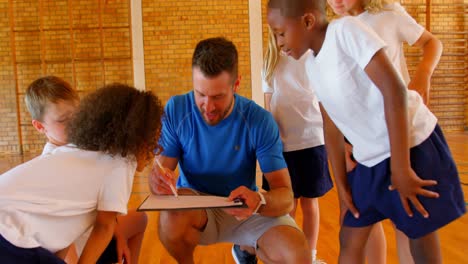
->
<box><xmin>149</xmin><ymin>37</ymin><xmax>310</xmax><ymax>264</ymax></box>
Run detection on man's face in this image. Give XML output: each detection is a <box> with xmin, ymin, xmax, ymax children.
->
<box><xmin>193</xmin><ymin>67</ymin><xmax>239</xmax><ymax>126</ymax></box>
<box><xmin>267</xmin><ymin>8</ymin><xmax>310</xmax><ymax>60</ymax></box>
<box><xmin>34</xmin><ymin>99</ymin><xmax>78</xmax><ymax>146</ymax></box>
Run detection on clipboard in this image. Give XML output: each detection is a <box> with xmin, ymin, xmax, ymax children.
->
<box><xmin>137</xmin><ymin>194</ymin><xmax>247</xmax><ymax>211</ymax></box>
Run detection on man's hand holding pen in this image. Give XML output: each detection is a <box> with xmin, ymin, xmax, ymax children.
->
<box><xmin>149</xmin><ymin>159</ymin><xmax>178</xmax><ymax>197</ymax></box>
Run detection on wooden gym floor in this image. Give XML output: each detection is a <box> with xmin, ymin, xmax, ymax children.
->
<box><xmin>1</xmin><ymin>132</ymin><xmax>467</xmax><ymax>263</ymax></box>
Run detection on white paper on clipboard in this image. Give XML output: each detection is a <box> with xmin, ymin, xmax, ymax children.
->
<box><xmin>137</xmin><ymin>194</ymin><xmax>246</xmax><ymax>211</ymax></box>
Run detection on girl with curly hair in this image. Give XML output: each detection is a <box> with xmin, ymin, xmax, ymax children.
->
<box><xmin>0</xmin><ymin>83</ymin><xmax>164</xmax><ymax>264</ymax></box>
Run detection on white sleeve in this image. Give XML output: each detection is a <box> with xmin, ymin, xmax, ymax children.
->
<box><xmin>261</xmin><ymin>73</ymin><xmax>274</xmax><ymax>93</ymax></box>
<box><xmin>337</xmin><ymin>17</ymin><xmax>387</xmax><ymax>70</ymax></box>
<box><xmin>97</xmin><ymin>157</ymin><xmax>136</xmax><ymax>214</ymax></box>
<box><xmin>393</xmin><ymin>3</ymin><xmax>425</xmax><ymax>45</ymax></box>
<box><xmin>304</xmin><ymin>54</ymin><xmax>321</xmax><ymax>102</ymax></box>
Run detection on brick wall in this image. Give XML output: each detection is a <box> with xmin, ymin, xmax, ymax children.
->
<box><xmin>142</xmin><ymin>0</ymin><xmax>252</xmax><ymax>103</ymax></box>
<box><xmin>0</xmin><ymin>1</ymin><xmax>467</xmax><ymax>154</ymax></box>
<box><xmin>403</xmin><ymin>0</ymin><xmax>468</xmax><ymax>131</ymax></box>
<box><xmin>0</xmin><ymin>0</ymin><xmax>133</xmax><ymax>155</ymax></box>
<box><xmin>0</xmin><ymin>1</ymin><xmax>19</xmax><ymax>154</ymax></box>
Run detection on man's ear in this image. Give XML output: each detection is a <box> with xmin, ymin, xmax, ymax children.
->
<box><xmin>31</xmin><ymin>119</ymin><xmax>46</xmax><ymax>134</ymax></box>
<box><xmin>233</xmin><ymin>75</ymin><xmax>241</xmax><ymax>93</ymax></box>
<box><xmin>302</xmin><ymin>13</ymin><xmax>316</xmax><ymax>30</ymax></box>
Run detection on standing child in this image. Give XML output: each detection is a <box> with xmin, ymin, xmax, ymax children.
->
<box><xmin>327</xmin><ymin>1</ymin><xmax>443</xmax><ymax>262</ymax></box>
<box><xmin>262</xmin><ymin>27</ymin><xmax>333</xmax><ymax>263</ymax></box>
<box><xmin>0</xmin><ymin>83</ymin><xmax>163</xmax><ymax>264</ymax></box>
<box><xmin>327</xmin><ymin>0</ymin><xmax>442</xmax><ymax>105</ymax></box>
<box><xmin>267</xmin><ymin>0</ymin><xmax>465</xmax><ymax>263</ymax></box>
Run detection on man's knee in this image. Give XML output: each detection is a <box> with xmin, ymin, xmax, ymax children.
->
<box><xmin>159</xmin><ymin>211</ymin><xmax>190</xmax><ymax>240</ymax></box>
<box><xmin>258</xmin><ymin>225</ymin><xmax>310</xmax><ymax>263</ymax></box>
<box><xmin>158</xmin><ymin>210</ymin><xmax>206</xmax><ymax>244</ymax></box>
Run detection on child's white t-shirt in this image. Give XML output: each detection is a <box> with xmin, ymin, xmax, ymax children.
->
<box><xmin>0</xmin><ymin>144</ymin><xmax>136</xmax><ymax>253</ymax></box>
<box><xmin>357</xmin><ymin>2</ymin><xmax>425</xmax><ymax>84</ymax></box>
<box><xmin>41</xmin><ymin>142</ymin><xmax>91</xmax><ymax>255</ymax></box>
<box><xmin>41</xmin><ymin>142</ymin><xmax>58</xmax><ymax>156</ymax></box>
<box><xmin>306</xmin><ymin>16</ymin><xmax>437</xmax><ymax>167</ymax></box>
<box><xmin>262</xmin><ymin>50</ymin><xmax>324</xmax><ymax>152</ymax></box>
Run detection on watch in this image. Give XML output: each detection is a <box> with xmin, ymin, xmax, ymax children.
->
<box><xmin>253</xmin><ymin>192</ymin><xmax>266</xmax><ymax>215</ymax></box>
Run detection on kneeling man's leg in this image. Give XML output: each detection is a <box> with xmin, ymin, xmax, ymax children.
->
<box><xmin>158</xmin><ymin>189</ymin><xmax>208</xmax><ymax>264</ymax></box>
<box><xmin>257</xmin><ymin>225</ymin><xmax>311</xmax><ymax>264</ymax></box>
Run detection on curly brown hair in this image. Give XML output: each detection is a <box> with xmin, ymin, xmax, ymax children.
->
<box><xmin>68</xmin><ymin>83</ymin><xmax>164</xmax><ymax>160</ymax></box>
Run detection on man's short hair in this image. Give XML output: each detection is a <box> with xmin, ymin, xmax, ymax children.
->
<box><xmin>268</xmin><ymin>0</ymin><xmax>326</xmax><ymax>17</ymax></box>
<box><xmin>192</xmin><ymin>37</ymin><xmax>238</xmax><ymax>82</ymax></box>
<box><xmin>25</xmin><ymin>76</ymin><xmax>79</xmax><ymax>121</ymax></box>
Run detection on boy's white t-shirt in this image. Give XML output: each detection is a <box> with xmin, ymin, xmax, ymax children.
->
<box><xmin>262</xmin><ymin>50</ymin><xmax>324</xmax><ymax>152</ymax></box>
<box><xmin>357</xmin><ymin>2</ymin><xmax>425</xmax><ymax>84</ymax></box>
<box><xmin>41</xmin><ymin>142</ymin><xmax>90</xmax><ymax>255</ymax></box>
<box><xmin>41</xmin><ymin>142</ymin><xmax>58</xmax><ymax>156</ymax></box>
<box><xmin>0</xmin><ymin>144</ymin><xmax>136</xmax><ymax>253</ymax></box>
<box><xmin>306</xmin><ymin>16</ymin><xmax>437</xmax><ymax>167</ymax></box>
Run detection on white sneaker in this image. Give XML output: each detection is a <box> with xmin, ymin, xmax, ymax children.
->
<box><xmin>313</xmin><ymin>259</ymin><xmax>327</xmax><ymax>264</ymax></box>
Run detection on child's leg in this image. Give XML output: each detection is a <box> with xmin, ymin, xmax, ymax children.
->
<box><xmin>63</xmin><ymin>244</ymin><xmax>78</xmax><ymax>264</ymax></box>
<box><xmin>116</xmin><ymin>210</ymin><xmax>148</xmax><ymax>263</ymax></box>
<box><xmin>300</xmin><ymin>197</ymin><xmax>319</xmax><ymax>253</ymax></box>
<box><xmin>339</xmin><ymin>225</ymin><xmax>373</xmax><ymax>263</ymax></box>
<box><xmin>283</xmin><ymin>146</ymin><xmax>333</xmax><ymax>261</ymax></box>
<box><xmin>394</xmin><ymin>226</ymin><xmax>414</xmax><ymax>264</ymax></box>
<box><xmin>364</xmin><ymin>223</ymin><xmax>386</xmax><ymax>264</ymax></box>
<box><xmin>389</xmin><ymin>125</ymin><xmax>462</xmax><ymax>264</ymax></box>
<box><xmin>409</xmin><ymin>231</ymin><xmax>442</xmax><ymax>264</ymax></box>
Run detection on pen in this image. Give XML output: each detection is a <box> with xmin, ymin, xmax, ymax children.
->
<box><xmin>155</xmin><ymin>159</ymin><xmax>178</xmax><ymax>197</ymax></box>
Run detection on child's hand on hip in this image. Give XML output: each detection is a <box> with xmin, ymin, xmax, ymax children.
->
<box><xmin>389</xmin><ymin>167</ymin><xmax>439</xmax><ymax>218</ymax></box>
<box><xmin>338</xmin><ymin>187</ymin><xmax>359</xmax><ymax>222</ymax></box>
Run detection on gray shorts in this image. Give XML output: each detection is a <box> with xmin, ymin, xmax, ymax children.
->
<box><xmin>200</xmin><ymin>205</ymin><xmax>299</xmax><ymax>249</ymax></box>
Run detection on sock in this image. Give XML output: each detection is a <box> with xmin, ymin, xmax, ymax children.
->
<box><xmin>312</xmin><ymin>249</ymin><xmax>317</xmax><ymax>261</ymax></box>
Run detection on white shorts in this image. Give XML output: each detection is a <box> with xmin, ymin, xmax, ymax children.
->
<box><xmin>201</xmin><ymin>208</ymin><xmax>298</xmax><ymax>249</ymax></box>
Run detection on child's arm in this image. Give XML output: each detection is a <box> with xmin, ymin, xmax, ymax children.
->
<box><xmin>264</xmin><ymin>93</ymin><xmax>272</xmax><ymax>112</ymax></box>
<box><xmin>365</xmin><ymin>49</ymin><xmax>439</xmax><ymax>217</ymax></box>
<box><xmin>114</xmin><ymin>222</ymin><xmax>130</xmax><ymax>264</ymax></box>
<box><xmin>78</xmin><ymin>211</ymin><xmax>118</xmax><ymax>264</ymax></box>
<box><xmin>409</xmin><ymin>30</ymin><xmax>443</xmax><ymax>105</ymax></box>
<box><xmin>54</xmin><ymin>244</ymin><xmax>73</xmax><ymax>260</ymax></box>
<box><xmin>319</xmin><ymin>103</ymin><xmax>359</xmax><ymax>220</ymax></box>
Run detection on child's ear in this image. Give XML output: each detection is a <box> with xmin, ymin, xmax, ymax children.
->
<box><xmin>32</xmin><ymin>119</ymin><xmax>46</xmax><ymax>134</ymax></box>
<box><xmin>302</xmin><ymin>13</ymin><xmax>316</xmax><ymax>30</ymax></box>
